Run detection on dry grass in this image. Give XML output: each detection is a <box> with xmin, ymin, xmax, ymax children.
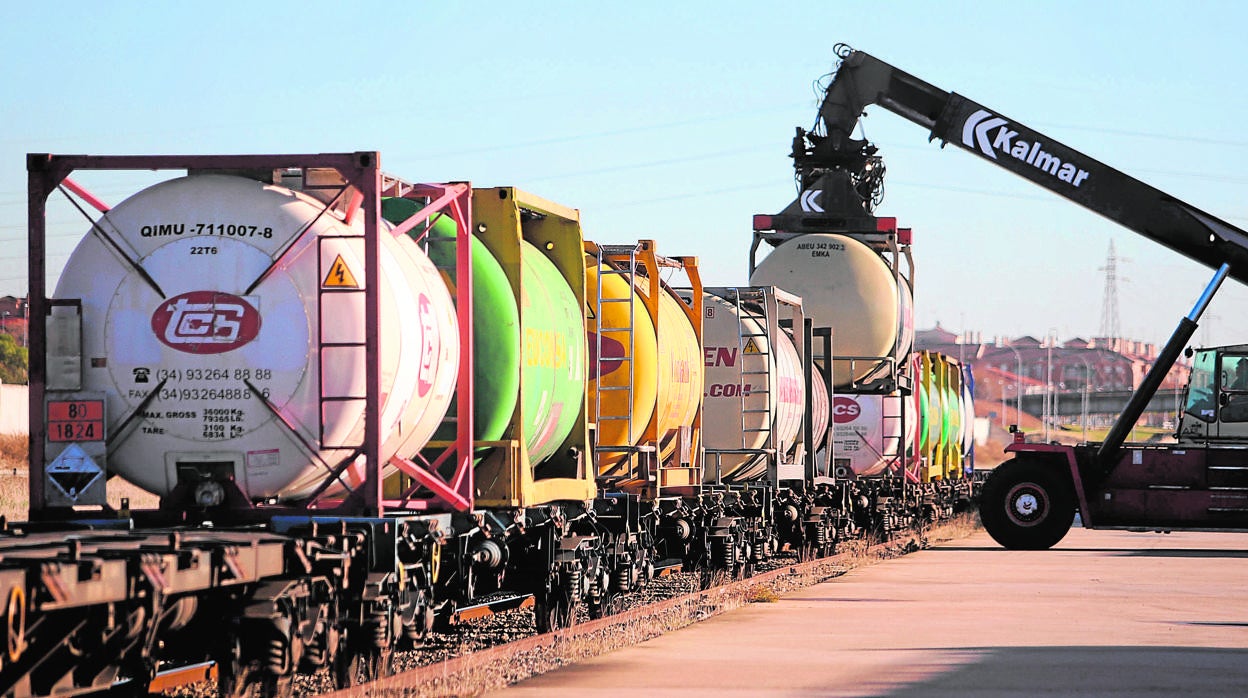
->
<box><xmin>0</xmin><ymin>433</ymin><xmax>26</xmax><ymax>466</ymax></box>
<box><xmin>749</xmin><ymin>586</ymin><xmax>781</xmax><ymax>603</ymax></box>
<box><xmin>0</xmin><ymin>433</ymin><xmax>29</xmax><ymax>521</ymax></box>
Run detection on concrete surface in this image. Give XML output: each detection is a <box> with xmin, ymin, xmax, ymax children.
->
<box><xmin>487</xmin><ymin>527</ymin><xmax>1248</xmax><ymax>696</ymax></box>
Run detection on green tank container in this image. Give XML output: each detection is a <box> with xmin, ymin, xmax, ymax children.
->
<box><xmin>516</xmin><ymin>239</ymin><xmax>586</xmax><ymax>463</ymax></box>
<box><xmin>385</xmin><ymin>198</ymin><xmax>585</xmax><ymax>463</ymax></box>
<box><xmin>382</xmin><ymin>199</ymin><xmax>519</xmax><ymax>448</ymax></box>
<box><xmin>471</xmin><ymin>187</ymin><xmax>593</xmax><ymax>507</ymax></box>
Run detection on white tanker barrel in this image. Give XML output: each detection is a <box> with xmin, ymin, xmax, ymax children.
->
<box><xmin>896</xmin><ymin>280</ymin><xmax>915</xmax><ymax>359</ymax></box>
<box><xmin>830</xmin><ymin>392</ymin><xmax>913</xmax><ymax>477</ymax></box>
<box><xmin>809</xmin><ymin>359</ymin><xmax>830</xmax><ymax>453</ymax></box>
<box><xmin>750</xmin><ymin>234</ymin><xmax>900</xmax><ymax>389</ymax></box>
<box><xmin>52</xmin><ymin>175</ymin><xmax>459</xmax><ymax>501</ymax></box>
<box><xmin>700</xmin><ymin>292</ymin><xmax>806</xmax><ymax>484</ymax></box>
<box><xmin>960</xmin><ymin>364</ymin><xmax>976</xmax><ymax>474</ymax></box>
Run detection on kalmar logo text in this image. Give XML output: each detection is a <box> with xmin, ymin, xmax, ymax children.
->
<box><xmin>152</xmin><ymin>292</ymin><xmax>260</xmax><ymax>354</ymax></box>
<box><xmin>962</xmin><ymin>109</ymin><xmax>1090</xmax><ymax>187</ymax></box>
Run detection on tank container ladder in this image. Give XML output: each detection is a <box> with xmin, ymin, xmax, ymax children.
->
<box><xmin>594</xmin><ymin>244</ymin><xmax>644</xmax><ymax>476</ymax></box>
<box><xmin>732</xmin><ymin>289</ymin><xmax>774</xmax><ymax>443</ymax></box>
<box><xmin>316</xmin><ymin>230</ymin><xmax>368</xmax><ymax>450</ymax></box>
<box><xmin>880</xmin><ymin>399</ymin><xmax>904</xmax><ymax>474</ymax></box>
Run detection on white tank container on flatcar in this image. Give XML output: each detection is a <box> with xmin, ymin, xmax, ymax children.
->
<box><xmin>700</xmin><ymin>291</ymin><xmax>806</xmax><ymax>484</ymax></box>
<box><xmin>959</xmin><ymin>365</ymin><xmax>976</xmax><ymax>474</ymax></box>
<box><xmin>750</xmin><ymin>233</ymin><xmax>902</xmax><ymax>388</ymax></box>
<box><xmin>831</xmin><ymin>393</ymin><xmax>917</xmax><ymax>477</ymax></box>
<box><xmin>52</xmin><ymin>175</ymin><xmax>459</xmax><ymax>500</ymax></box>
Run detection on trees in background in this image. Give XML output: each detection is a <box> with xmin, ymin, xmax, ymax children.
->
<box><xmin>0</xmin><ymin>334</ymin><xmax>27</xmax><ymax>384</ymax></box>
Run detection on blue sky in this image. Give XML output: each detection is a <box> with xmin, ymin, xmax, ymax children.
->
<box><xmin>3</xmin><ymin>1</ymin><xmax>1248</xmax><ymax>347</ymax></box>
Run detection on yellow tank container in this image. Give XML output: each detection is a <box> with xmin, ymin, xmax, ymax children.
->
<box><xmin>587</xmin><ymin>241</ymin><xmax>703</xmax><ymax>495</ymax></box>
<box><xmin>586</xmin><ymin>256</ymin><xmax>659</xmax><ymax>470</ymax></box>
<box><xmin>653</xmin><ymin>285</ymin><xmax>702</xmax><ymax>451</ymax></box>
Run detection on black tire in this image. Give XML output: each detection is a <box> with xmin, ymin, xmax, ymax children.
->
<box><xmin>980</xmin><ymin>459</ymin><xmax>1076</xmax><ymax>550</ymax></box>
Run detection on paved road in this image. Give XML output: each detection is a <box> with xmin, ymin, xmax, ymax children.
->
<box><xmin>487</xmin><ymin>527</ymin><xmax>1248</xmax><ymax>697</ymax></box>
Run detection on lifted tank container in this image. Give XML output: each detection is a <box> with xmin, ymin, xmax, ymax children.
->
<box><xmin>750</xmin><ymin>233</ymin><xmax>902</xmax><ymax>389</ymax></box>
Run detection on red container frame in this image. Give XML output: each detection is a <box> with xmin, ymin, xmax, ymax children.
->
<box><xmin>26</xmin><ymin>152</ymin><xmax>474</xmax><ymax>519</ymax></box>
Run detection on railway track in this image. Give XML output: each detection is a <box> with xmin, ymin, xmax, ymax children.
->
<box><xmin>155</xmin><ymin>515</ymin><xmax>976</xmax><ymax>698</ymax></box>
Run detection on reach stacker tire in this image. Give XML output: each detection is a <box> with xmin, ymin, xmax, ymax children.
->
<box><xmin>980</xmin><ymin>459</ymin><xmax>1076</xmax><ymax>550</ymax></box>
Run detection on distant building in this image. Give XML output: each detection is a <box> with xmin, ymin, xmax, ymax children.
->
<box><xmin>915</xmin><ymin>324</ymin><xmax>1191</xmax><ymax>417</ymax></box>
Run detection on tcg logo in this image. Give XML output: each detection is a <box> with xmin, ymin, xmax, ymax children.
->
<box><xmin>151</xmin><ymin>291</ymin><xmax>260</xmax><ymax>354</ymax></box>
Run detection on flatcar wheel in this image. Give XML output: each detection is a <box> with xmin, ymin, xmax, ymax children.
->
<box><xmin>331</xmin><ymin>626</ymin><xmax>375</xmax><ymax>689</ymax></box>
<box><xmin>216</xmin><ymin>634</ymin><xmax>263</xmax><ymax>698</ymax></box>
<box><xmin>259</xmin><ymin>674</ymin><xmax>294</xmax><ymax>698</ymax></box>
<box><xmin>589</xmin><ymin>591</ymin><xmax>623</xmax><ymax>619</ymax></box>
<box><xmin>535</xmin><ymin>585</ymin><xmax>578</xmax><ymax>634</ymax></box>
<box><xmin>534</xmin><ymin>601</ymin><xmax>557</xmax><ymax>634</ymax></box>
<box><xmin>333</xmin><ymin>645</ymin><xmax>392</xmax><ymax>689</ymax></box>
<box><xmin>534</xmin><ymin>599</ymin><xmax>567</xmax><ymax>634</ymax></box>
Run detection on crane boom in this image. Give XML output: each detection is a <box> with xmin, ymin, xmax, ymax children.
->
<box><xmin>765</xmin><ymin>45</ymin><xmax>1248</xmax><ymax>285</ymax></box>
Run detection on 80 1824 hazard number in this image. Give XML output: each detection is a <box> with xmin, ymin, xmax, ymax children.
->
<box><xmin>47</xmin><ymin>400</ymin><xmax>105</xmax><ymax>443</ymax></box>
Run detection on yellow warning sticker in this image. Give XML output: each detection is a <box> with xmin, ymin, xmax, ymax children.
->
<box><xmin>323</xmin><ymin>255</ymin><xmax>359</xmax><ymax>288</ymax></box>
<box><xmin>743</xmin><ymin>338</ymin><xmax>761</xmax><ymax>354</ymax></box>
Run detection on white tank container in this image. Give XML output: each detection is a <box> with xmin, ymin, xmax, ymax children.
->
<box><xmin>53</xmin><ymin>175</ymin><xmax>459</xmax><ymax>500</ymax></box>
<box><xmin>809</xmin><ymin>361</ymin><xmax>830</xmax><ymax>452</ymax></box>
<box><xmin>960</xmin><ymin>368</ymin><xmax>976</xmax><ymax>463</ymax></box>
<box><xmin>750</xmin><ymin>234</ymin><xmax>900</xmax><ymax>388</ymax></box>
<box><xmin>701</xmin><ymin>292</ymin><xmax>806</xmax><ymax>484</ymax></box>
<box><xmin>832</xmin><ymin>393</ymin><xmax>917</xmax><ymax>477</ymax></box>
<box><xmin>896</xmin><ymin>280</ymin><xmax>915</xmax><ymax>359</ymax></box>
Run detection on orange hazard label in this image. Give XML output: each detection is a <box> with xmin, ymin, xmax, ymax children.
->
<box><xmin>323</xmin><ymin>255</ymin><xmax>359</xmax><ymax>288</ymax></box>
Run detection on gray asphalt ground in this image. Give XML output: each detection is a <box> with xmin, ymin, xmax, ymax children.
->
<box><xmin>487</xmin><ymin>526</ymin><xmax>1248</xmax><ymax>696</ymax></box>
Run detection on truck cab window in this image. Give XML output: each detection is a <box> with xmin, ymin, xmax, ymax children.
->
<box><xmin>1220</xmin><ymin>355</ymin><xmax>1248</xmax><ymax>422</ymax></box>
<box><xmin>1184</xmin><ymin>350</ymin><xmax>1217</xmax><ymax>423</ymax></box>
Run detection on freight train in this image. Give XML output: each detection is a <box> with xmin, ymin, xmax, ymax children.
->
<box><xmin>6</xmin><ymin>151</ymin><xmax>974</xmax><ymax>697</ymax></box>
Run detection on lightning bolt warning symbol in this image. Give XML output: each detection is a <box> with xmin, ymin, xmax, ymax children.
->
<box><xmin>323</xmin><ymin>255</ymin><xmax>360</xmax><ymax>288</ymax></box>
